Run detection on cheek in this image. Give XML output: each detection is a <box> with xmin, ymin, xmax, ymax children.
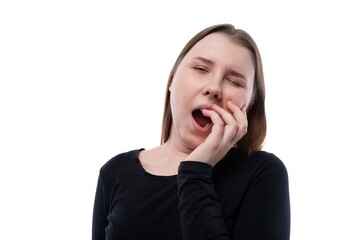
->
<box><xmin>225</xmin><ymin>89</ymin><xmax>249</xmax><ymax>109</ymax></box>
<box><xmin>238</xmin><ymin>88</ymin><xmax>254</xmax><ymax>108</ymax></box>
<box><xmin>245</xmin><ymin>90</ymin><xmax>254</xmax><ymax>107</ymax></box>
<box><xmin>171</xmin><ymin>72</ymin><xmax>187</xmax><ymax>93</ymax></box>
<box><xmin>170</xmin><ymin>76</ymin><xmax>191</xmax><ymax>112</ymax></box>
<box><xmin>171</xmin><ymin>73</ymin><xmax>196</xmax><ymax>101</ymax></box>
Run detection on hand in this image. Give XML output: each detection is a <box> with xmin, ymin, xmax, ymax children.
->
<box><xmin>185</xmin><ymin>100</ymin><xmax>248</xmax><ymax>166</ymax></box>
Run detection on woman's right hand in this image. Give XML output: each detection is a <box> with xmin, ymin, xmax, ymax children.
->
<box><xmin>184</xmin><ymin>100</ymin><xmax>248</xmax><ymax>166</ymax></box>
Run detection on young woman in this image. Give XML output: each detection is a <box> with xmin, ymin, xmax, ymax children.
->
<box><xmin>92</xmin><ymin>23</ymin><xmax>291</xmax><ymax>240</ymax></box>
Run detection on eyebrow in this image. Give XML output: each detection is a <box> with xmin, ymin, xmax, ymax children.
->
<box><xmin>193</xmin><ymin>56</ymin><xmax>248</xmax><ymax>81</ymax></box>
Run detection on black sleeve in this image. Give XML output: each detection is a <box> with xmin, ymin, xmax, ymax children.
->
<box><xmin>178</xmin><ymin>161</ymin><xmax>229</xmax><ymax>240</ymax></box>
<box><xmin>92</xmin><ymin>174</ymin><xmax>108</xmax><ymax>240</ymax></box>
<box><xmin>177</xmin><ymin>158</ymin><xmax>290</xmax><ymax>240</ymax></box>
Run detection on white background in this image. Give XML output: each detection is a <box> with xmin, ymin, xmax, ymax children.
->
<box><xmin>1</xmin><ymin>0</ymin><xmax>359</xmax><ymax>239</ymax></box>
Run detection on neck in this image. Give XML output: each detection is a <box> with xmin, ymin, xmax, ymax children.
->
<box><xmin>139</xmin><ymin>140</ymin><xmax>191</xmax><ymax>176</ymax></box>
<box><xmin>160</xmin><ymin>140</ymin><xmax>191</xmax><ymax>164</ymax></box>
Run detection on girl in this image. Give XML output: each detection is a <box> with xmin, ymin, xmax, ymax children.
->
<box><xmin>92</xmin><ymin>23</ymin><xmax>290</xmax><ymax>240</ymax></box>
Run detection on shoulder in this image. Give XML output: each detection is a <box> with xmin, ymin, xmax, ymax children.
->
<box><xmin>248</xmin><ymin>151</ymin><xmax>288</xmax><ymax>176</ymax></box>
<box><xmin>213</xmin><ymin>149</ymin><xmax>289</xmax><ymax>210</ymax></box>
<box><xmin>99</xmin><ymin>148</ymin><xmax>143</xmax><ymax>181</ymax></box>
<box><xmin>221</xmin><ymin>148</ymin><xmax>285</xmax><ymax>167</ymax></box>
<box><xmin>231</xmin><ymin>148</ymin><xmax>286</xmax><ymax>168</ymax></box>
<box><xmin>243</xmin><ymin>150</ymin><xmax>289</xmax><ymax>188</ymax></box>
<box><xmin>101</xmin><ymin>148</ymin><xmax>142</xmax><ymax>170</ymax></box>
<box><xmin>248</xmin><ymin>151</ymin><xmax>287</xmax><ymax>172</ymax></box>
<box><xmin>215</xmin><ymin>149</ymin><xmax>288</xmax><ymax>182</ymax></box>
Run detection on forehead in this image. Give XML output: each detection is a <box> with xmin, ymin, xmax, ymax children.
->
<box><xmin>184</xmin><ymin>33</ymin><xmax>255</xmax><ymax>74</ymax></box>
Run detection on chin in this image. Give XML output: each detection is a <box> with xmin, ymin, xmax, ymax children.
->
<box><xmin>182</xmin><ymin>136</ymin><xmax>206</xmax><ymax>151</ymax></box>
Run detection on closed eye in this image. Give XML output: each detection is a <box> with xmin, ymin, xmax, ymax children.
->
<box><xmin>194</xmin><ymin>66</ymin><xmax>208</xmax><ymax>73</ymax></box>
<box><xmin>227</xmin><ymin>78</ymin><xmax>245</xmax><ymax>88</ymax></box>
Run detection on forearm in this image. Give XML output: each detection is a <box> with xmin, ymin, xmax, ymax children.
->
<box><xmin>177</xmin><ymin>161</ymin><xmax>229</xmax><ymax>240</ymax></box>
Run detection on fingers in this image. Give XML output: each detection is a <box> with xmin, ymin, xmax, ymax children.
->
<box><xmin>191</xmin><ymin>101</ymin><xmax>248</xmax><ymax>166</ymax></box>
<box><xmin>202</xmin><ymin>101</ymin><xmax>248</xmax><ymax>146</ymax></box>
<box><xmin>201</xmin><ymin>108</ymin><xmax>224</xmax><ymax>143</ymax></box>
<box><xmin>211</xmin><ymin>104</ymin><xmax>238</xmax><ymax>143</ymax></box>
<box><xmin>227</xmin><ymin>101</ymin><xmax>248</xmax><ymax>132</ymax></box>
<box><xmin>226</xmin><ymin>101</ymin><xmax>248</xmax><ymax>144</ymax></box>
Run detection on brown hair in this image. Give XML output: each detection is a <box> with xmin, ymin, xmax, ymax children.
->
<box><xmin>160</xmin><ymin>24</ymin><xmax>266</xmax><ymax>154</ymax></box>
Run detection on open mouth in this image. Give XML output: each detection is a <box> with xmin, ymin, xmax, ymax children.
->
<box><xmin>192</xmin><ymin>109</ymin><xmax>212</xmax><ymax>128</ymax></box>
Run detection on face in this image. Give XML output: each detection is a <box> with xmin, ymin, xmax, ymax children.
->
<box><xmin>169</xmin><ymin>33</ymin><xmax>255</xmax><ymax>151</ymax></box>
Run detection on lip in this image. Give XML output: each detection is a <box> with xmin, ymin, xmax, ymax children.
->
<box><xmin>192</xmin><ymin>104</ymin><xmax>212</xmax><ymax>111</ymax></box>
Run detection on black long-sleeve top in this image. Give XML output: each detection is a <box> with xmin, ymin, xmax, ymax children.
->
<box><xmin>92</xmin><ymin>148</ymin><xmax>290</xmax><ymax>240</ymax></box>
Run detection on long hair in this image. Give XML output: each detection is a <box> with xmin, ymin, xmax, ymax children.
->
<box><xmin>160</xmin><ymin>24</ymin><xmax>266</xmax><ymax>154</ymax></box>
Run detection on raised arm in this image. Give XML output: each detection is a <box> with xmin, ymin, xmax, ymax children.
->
<box><xmin>178</xmin><ymin>161</ymin><xmax>229</xmax><ymax>240</ymax></box>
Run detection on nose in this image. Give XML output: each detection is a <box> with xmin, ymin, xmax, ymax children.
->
<box><xmin>203</xmin><ymin>82</ymin><xmax>222</xmax><ymax>100</ymax></box>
